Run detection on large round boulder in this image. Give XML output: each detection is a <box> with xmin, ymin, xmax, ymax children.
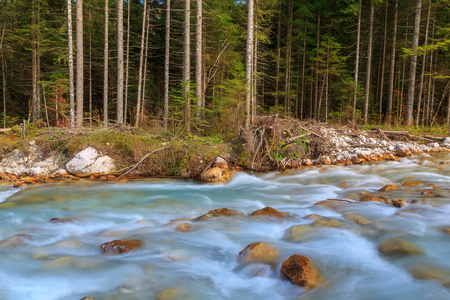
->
<box><xmin>378</xmin><ymin>237</ymin><xmax>423</xmax><ymax>255</ymax></box>
<box><xmin>195</xmin><ymin>208</ymin><xmax>245</xmax><ymax>221</ymax></box>
<box><xmin>280</xmin><ymin>255</ymin><xmax>323</xmax><ymax>290</ymax></box>
<box><xmin>237</xmin><ymin>242</ymin><xmax>279</xmax><ymax>264</ymax></box>
<box><xmin>100</xmin><ymin>239</ymin><xmax>142</xmax><ymax>255</ymax></box>
<box><xmin>199</xmin><ymin>167</ymin><xmax>232</xmax><ymax>184</ymax></box>
<box><xmin>249</xmin><ymin>206</ymin><xmax>290</xmax><ymax>218</ymax></box>
<box><xmin>65</xmin><ymin>147</ymin><xmax>116</xmax><ymax>177</ymax></box>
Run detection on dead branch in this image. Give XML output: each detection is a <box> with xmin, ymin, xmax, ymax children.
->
<box><xmin>118</xmin><ymin>146</ymin><xmax>168</xmax><ymax>179</ymax></box>
<box><xmin>280</xmin><ymin>133</ymin><xmax>310</xmax><ymax>148</ymax></box>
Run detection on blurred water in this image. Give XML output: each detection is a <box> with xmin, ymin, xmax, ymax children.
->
<box><xmin>0</xmin><ymin>153</ymin><xmax>449</xmax><ymax>300</ymax></box>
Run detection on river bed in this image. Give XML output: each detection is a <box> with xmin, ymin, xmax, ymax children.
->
<box><xmin>0</xmin><ymin>153</ymin><xmax>449</xmax><ymax>300</ymax></box>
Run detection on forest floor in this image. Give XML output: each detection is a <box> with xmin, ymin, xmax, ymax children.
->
<box><xmin>0</xmin><ymin>117</ymin><xmax>449</xmax><ymax>187</ymax></box>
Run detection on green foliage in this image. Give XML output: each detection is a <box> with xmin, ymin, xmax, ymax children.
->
<box><xmin>0</xmin><ymin>114</ymin><xmax>20</xmax><ymax>128</ymax></box>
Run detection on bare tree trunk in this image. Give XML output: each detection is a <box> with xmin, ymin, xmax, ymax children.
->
<box><xmin>363</xmin><ymin>2</ymin><xmax>374</xmax><ymax>124</ymax></box>
<box><xmin>300</xmin><ymin>29</ymin><xmax>306</xmax><ymax>120</ymax></box>
<box><xmin>88</xmin><ymin>5</ymin><xmax>92</xmax><ymax>126</ymax></box>
<box><xmin>405</xmin><ymin>0</ymin><xmax>422</xmax><ymax>127</ymax></box>
<box><xmin>76</xmin><ymin>0</ymin><xmax>84</xmax><ymax>127</ymax></box>
<box><xmin>117</xmin><ymin>0</ymin><xmax>124</xmax><ymax>124</ymax></box>
<box><xmin>425</xmin><ymin>17</ymin><xmax>435</xmax><ymax>126</ymax></box>
<box><xmin>183</xmin><ymin>0</ymin><xmax>191</xmax><ymax>133</ymax></box>
<box><xmin>378</xmin><ymin>2</ymin><xmax>388</xmax><ymax>124</ymax></box>
<box><xmin>31</xmin><ymin>0</ymin><xmax>39</xmax><ymax>122</ymax></box>
<box><xmin>103</xmin><ymin>0</ymin><xmax>109</xmax><ymax>127</ymax></box>
<box><xmin>415</xmin><ymin>0</ymin><xmax>431</xmax><ymax>127</ymax></box>
<box><xmin>447</xmin><ymin>86</ymin><xmax>450</xmax><ymax>128</ymax></box>
<box><xmin>135</xmin><ymin>0</ymin><xmax>147</xmax><ymax>127</ymax></box>
<box><xmin>141</xmin><ymin>14</ymin><xmax>150</xmax><ymax>123</ymax></box>
<box><xmin>124</xmin><ymin>0</ymin><xmax>131</xmax><ymax>124</ymax></box>
<box><xmin>195</xmin><ymin>0</ymin><xmax>202</xmax><ymax>122</ymax></box>
<box><xmin>325</xmin><ymin>45</ymin><xmax>329</xmax><ymax>122</ymax></box>
<box><xmin>315</xmin><ymin>14</ymin><xmax>320</xmax><ymax>118</ymax></box>
<box><xmin>163</xmin><ymin>0</ymin><xmax>170</xmax><ymax>132</ymax></box>
<box><xmin>284</xmin><ymin>0</ymin><xmax>293</xmax><ymax>114</ymax></box>
<box><xmin>275</xmin><ymin>0</ymin><xmax>281</xmax><ymax>107</ymax></box>
<box><xmin>386</xmin><ymin>0</ymin><xmax>398</xmax><ymax>124</ymax></box>
<box><xmin>353</xmin><ymin>0</ymin><xmax>362</xmax><ymax>123</ymax></box>
<box><xmin>252</xmin><ymin>15</ymin><xmax>257</xmax><ymax>122</ymax></box>
<box><xmin>245</xmin><ymin>0</ymin><xmax>254</xmax><ymax>129</ymax></box>
<box><xmin>1</xmin><ymin>24</ymin><xmax>6</xmax><ymax>128</ymax></box>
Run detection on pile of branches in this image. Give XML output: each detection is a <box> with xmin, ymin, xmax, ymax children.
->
<box><xmin>238</xmin><ymin>116</ymin><xmax>330</xmax><ymax>171</ymax></box>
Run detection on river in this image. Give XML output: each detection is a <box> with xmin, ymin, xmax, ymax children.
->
<box><xmin>0</xmin><ymin>153</ymin><xmax>449</xmax><ymax>300</ymax></box>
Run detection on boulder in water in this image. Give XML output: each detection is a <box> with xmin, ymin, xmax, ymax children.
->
<box><xmin>65</xmin><ymin>147</ymin><xmax>116</xmax><ymax>177</ymax></box>
<box><xmin>195</xmin><ymin>208</ymin><xmax>245</xmax><ymax>221</ymax></box>
<box><xmin>442</xmin><ymin>227</ymin><xmax>450</xmax><ymax>235</ymax></box>
<box><xmin>249</xmin><ymin>206</ymin><xmax>290</xmax><ymax>218</ymax></box>
<box><xmin>156</xmin><ymin>287</ymin><xmax>186</xmax><ymax>300</ymax></box>
<box><xmin>379</xmin><ymin>184</ymin><xmax>398</xmax><ymax>192</ymax></box>
<box><xmin>343</xmin><ymin>213</ymin><xmax>371</xmax><ymax>225</ymax></box>
<box><xmin>280</xmin><ymin>255</ymin><xmax>323</xmax><ymax>290</ymax></box>
<box><xmin>285</xmin><ymin>225</ymin><xmax>317</xmax><ymax>240</ymax></box>
<box><xmin>174</xmin><ymin>223</ymin><xmax>193</xmax><ymax>232</ymax></box>
<box><xmin>0</xmin><ymin>234</ymin><xmax>31</xmax><ymax>247</ymax></box>
<box><xmin>49</xmin><ymin>217</ymin><xmax>72</xmax><ymax>223</ymax></box>
<box><xmin>237</xmin><ymin>242</ymin><xmax>279</xmax><ymax>264</ymax></box>
<box><xmin>313</xmin><ymin>218</ymin><xmax>344</xmax><ymax>228</ymax></box>
<box><xmin>392</xmin><ymin>199</ymin><xmax>406</xmax><ymax>208</ymax></box>
<box><xmin>378</xmin><ymin>237</ymin><xmax>423</xmax><ymax>255</ymax></box>
<box><xmin>314</xmin><ymin>199</ymin><xmax>351</xmax><ymax>210</ymax></box>
<box><xmin>359</xmin><ymin>195</ymin><xmax>383</xmax><ymax>203</ymax></box>
<box><xmin>402</xmin><ymin>180</ymin><xmax>423</xmax><ymax>187</ymax></box>
<box><xmin>100</xmin><ymin>239</ymin><xmax>142</xmax><ymax>255</ymax></box>
<box><xmin>199</xmin><ymin>167</ymin><xmax>232</xmax><ymax>184</ymax></box>
<box><xmin>303</xmin><ymin>214</ymin><xmax>323</xmax><ymax>220</ymax></box>
<box><xmin>410</xmin><ymin>265</ymin><xmax>450</xmax><ymax>287</ymax></box>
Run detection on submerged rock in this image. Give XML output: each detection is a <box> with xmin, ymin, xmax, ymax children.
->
<box><xmin>195</xmin><ymin>208</ymin><xmax>245</xmax><ymax>221</ymax></box>
<box><xmin>280</xmin><ymin>255</ymin><xmax>323</xmax><ymax>290</ymax></box>
<box><xmin>392</xmin><ymin>199</ymin><xmax>406</xmax><ymax>208</ymax></box>
<box><xmin>303</xmin><ymin>214</ymin><xmax>323</xmax><ymax>221</ymax></box>
<box><xmin>314</xmin><ymin>199</ymin><xmax>351</xmax><ymax>210</ymax></box>
<box><xmin>156</xmin><ymin>287</ymin><xmax>188</xmax><ymax>300</ymax></box>
<box><xmin>343</xmin><ymin>213</ymin><xmax>371</xmax><ymax>225</ymax></box>
<box><xmin>312</xmin><ymin>218</ymin><xmax>344</xmax><ymax>228</ymax></box>
<box><xmin>49</xmin><ymin>217</ymin><xmax>72</xmax><ymax>223</ymax></box>
<box><xmin>359</xmin><ymin>195</ymin><xmax>383</xmax><ymax>203</ymax></box>
<box><xmin>378</xmin><ymin>237</ymin><xmax>423</xmax><ymax>255</ymax></box>
<box><xmin>442</xmin><ymin>227</ymin><xmax>450</xmax><ymax>235</ymax></box>
<box><xmin>65</xmin><ymin>147</ymin><xmax>116</xmax><ymax>177</ymax></box>
<box><xmin>285</xmin><ymin>225</ymin><xmax>317</xmax><ymax>240</ymax></box>
<box><xmin>249</xmin><ymin>206</ymin><xmax>290</xmax><ymax>218</ymax></box>
<box><xmin>0</xmin><ymin>233</ymin><xmax>31</xmax><ymax>247</ymax></box>
<box><xmin>237</xmin><ymin>242</ymin><xmax>279</xmax><ymax>264</ymax></box>
<box><xmin>410</xmin><ymin>265</ymin><xmax>450</xmax><ymax>287</ymax></box>
<box><xmin>100</xmin><ymin>239</ymin><xmax>142</xmax><ymax>255</ymax></box>
<box><xmin>402</xmin><ymin>180</ymin><xmax>423</xmax><ymax>188</ymax></box>
<box><xmin>174</xmin><ymin>222</ymin><xmax>193</xmax><ymax>232</ymax></box>
<box><xmin>379</xmin><ymin>184</ymin><xmax>398</xmax><ymax>192</ymax></box>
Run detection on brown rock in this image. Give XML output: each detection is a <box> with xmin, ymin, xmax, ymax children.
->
<box><xmin>396</xmin><ymin>148</ymin><xmax>412</xmax><ymax>157</ymax></box>
<box><xmin>410</xmin><ymin>265</ymin><xmax>450</xmax><ymax>287</ymax></box>
<box><xmin>100</xmin><ymin>239</ymin><xmax>143</xmax><ymax>255</ymax></box>
<box><xmin>237</xmin><ymin>242</ymin><xmax>279</xmax><ymax>264</ymax></box>
<box><xmin>359</xmin><ymin>195</ymin><xmax>382</xmax><ymax>202</ymax></box>
<box><xmin>378</xmin><ymin>237</ymin><xmax>423</xmax><ymax>255</ymax></box>
<box><xmin>285</xmin><ymin>225</ymin><xmax>317</xmax><ymax>240</ymax></box>
<box><xmin>343</xmin><ymin>213</ymin><xmax>371</xmax><ymax>225</ymax></box>
<box><xmin>249</xmin><ymin>206</ymin><xmax>290</xmax><ymax>218</ymax></box>
<box><xmin>402</xmin><ymin>180</ymin><xmax>423</xmax><ymax>187</ymax></box>
<box><xmin>313</xmin><ymin>219</ymin><xmax>344</xmax><ymax>228</ymax></box>
<box><xmin>442</xmin><ymin>227</ymin><xmax>450</xmax><ymax>235</ymax></box>
<box><xmin>0</xmin><ymin>234</ymin><xmax>32</xmax><ymax>247</ymax></box>
<box><xmin>379</xmin><ymin>184</ymin><xmax>398</xmax><ymax>192</ymax></box>
<box><xmin>13</xmin><ymin>181</ymin><xmax>27</xmax><ymax>188</ymax></box>
<box><xmin>280</xmin><ymin>255</ymin><xmax>322</xmax><ymax>289</ymax></box>
<box><xmin>420</xmin><ymin>189</ymin><xmax>436</xmax><ymax>197</ymax></box>
<box><xmin>49</xmin><ymin>217</ymin><xmax>72</xmax><ymax>223</ymax></box>
<box><xmin>213</xmin><ymin>157</ymin><xmax>228</xmax><ymax>169</ymax></box>
<box><xmin>392</xmin><ymin>199</ymin><xmax>406</xmax><ymax>208</ymax></box>
<box><xmin>195</xmin><ymin>208</ymin><xmax>245</xmax><ymax>221</ymax></box>
<box><xmin>303</xmin><ymin>159</ymin><xmax>313</xmax><ymax>167</ymax></box>
<box><xmin>314</xmin><ymin>199</ymin><xmax>351</xmax><ymax>210</ymax></box>
<box><xmin>174</xmin><ymin>223</ymin><xmax>193</xmax><ymax>232</ymax></box>
<box><xmin>199</xmin><ymin>167</ymin><xmax>232</xmax><ymax>184</ymax></box>
<box><xmin>156</xmin><ymin>287</ymin><xmax>185</xmax><ymax>300</ymax></box>
<box><xmin>352</xmin><ymin>158</ymin><xmax>365</xmax><ymax>164</ymax></box>
<box><xmin>303</xmin><ymin>214</ymin><xmax>323</xmax><ymax>221</ymax></box>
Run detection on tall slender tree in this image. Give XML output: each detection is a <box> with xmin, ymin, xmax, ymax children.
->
<box><xmin>183</xmin><ymin>0</ymin><xmax>191</xmax><ymax>133</ymax></box>
<box><xmin>245</xmin><ymin>0</ymin><xmax>255</xmax><ymax>129</ymax></box>
<box><xmin>405</xmin><ymin>0</ymin><xmax>422</xmax><ymax>126</ymax></box>
<box><xmin>135</xmin><ymin>0</ymin><xmax>147</xmax><ymax>127</ymax></box>
<box><xmin>163</xmin><ymin>0</ymin><xmax>170</xmax><ymax>132</ymax></box>
<box><xmin>117</xmin><ymin>0</ymin><xmax>124</xmax><ymax>124</ymax></box>
<box><xmin>363</xmin><ymin>2</ymin><xmax>374</xmax><ymax>124</ymax></box>
<box><xmin>76</xmin><ymin>0</ymin><xmax>84</xmax><ymax>127</ymax></box>
<box><xmin>103</xmin><ymin>0</ymin><xmax>109</xmax><ymax>127</ymax></box>
<box><xmin>386</xmin><ymin>0</ymin><xmax>398</xmax><ymax>124</ymax></box>
<box><xmin>67</xmin><ymin>0</ymin><xmax>75</xmax><ymax>127</ymax></box>
<box><xmin>352</xmin><ymin>0</ymin><xmax>361</xmax><ymax>123</ymax></box>
<box><xmin>195</xmin><ymin>0</ymin><xmax>202</xmax><ymax>122</ymax></box>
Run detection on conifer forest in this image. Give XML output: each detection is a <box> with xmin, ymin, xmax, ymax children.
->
<box><xmin>0</xmin><ymin>0</ymin><xmax>449</xmax><ymax>132</ymax></box>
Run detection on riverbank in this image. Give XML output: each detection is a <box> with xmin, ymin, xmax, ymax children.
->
<box><xmin>0</xmin><ymin>119</ymin><xmax>449</xmax><ymax>187</ymax></box>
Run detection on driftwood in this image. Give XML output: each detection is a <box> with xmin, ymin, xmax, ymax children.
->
<box><xmin>343</xmin><ymin>143</ymin><xmax>379</xmax><ymax>148</ymax></box>
<box><xmin>298</xmin><ymin>124</ymin><xmax>324</xmax><ymax>139</ymax></box>
<box><xmin>0</xmin><ymin>128</ymin><xmax>11</xmax><ymax>133</ymax></box>
<box><xmin>281</xmin><ymin>133</ymin><xmax>310</xmax><ymax>148</ymax></box>
<box><xmin>118</xmin><ymin>146</ymin><xmax>168</xmax><ymax>179</ymax></box>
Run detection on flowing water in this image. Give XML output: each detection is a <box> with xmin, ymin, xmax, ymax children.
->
<box><xmin>0</xmin><ymin>153</ymin><xmax>449</xmax><ymax>300</ymax></box>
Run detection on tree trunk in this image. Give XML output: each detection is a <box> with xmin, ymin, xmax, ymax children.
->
<box><xmin>447</xmin><ymin>85</ymin><xmax>450</xmax><ymax>128</ymax></box>
<box><xmin>300</xmin><ymin>29</ymin><xmax>306</xmax><ymax>120</ymax></box>
<box><xmin>405</xmin><ymin>0</ymin><xmax>422</xmax><ymax>127</ymax></box>
<box><xmin>141</xmin><ymin>14</ymin><xmax>150</xmax><ymax>123</ymax></box>
<box><xmin>103</xmin><ymin>0</ymin><xmax>109</xmax><ymax>127</ymax></box>
<box><xmin>245</xmin><ymin>0</ymin><xmax>254</xmax><ymax>129</ymax></box>
<box><xmin>275</xmin><ymin>0</ymin><xmax>281</xmax><ymax>107</ymax></box>
<box><xmin>88</xmin><ymin>5</ymin><xmax>92</xmax><ymax>126</ymax></box>
<box><xmin>386</xmin><ymin>0</ymin><xmax>398</xmax><ymax>124</ymax></box>
<box><xmin>135</xmin><ymin>0</ymin><xmax>147</xmax><ymax>127</ymax></box>
<box><xmin>425</xmin><ymin>17</ymin><xmax>435</xmax><ymax>126</ymax></box>
<box><xmin>352</xmin><ymin>0</ymin><xmax>362</xmax><ymax>123</ymax></box>
<box><xmin>284</xmin><ymin>0</ymin><xmax>293</xmax><ymax>114</ymax></box>
<box><xmin>415</xmin><ymin>0</ymin><xmax>431</xmax><ymax>127</ymax></box>
<box><xmin>163</xmin><ymin>0</ymin><xmax>170</xmax><ymax>132</ymax></box>
<box><xmin>252</xmin><ymin>15</ymin><xmax>257</xmax><ymax>122</ymax></box>
<box><xmin>315</xmin><ymin>14</ymin><xmax>320</xmax><ymax>118</ymax></box>
<box><xmin>195</xmin><ymin>0</ymin><xmax>202</xmax><ymax>122</ymax></box>
<box><xmin>124</xmin><ymin>0</ymin><xmax>131</xmax><ymax>124</ymax></box>
<box><xmin>76</xmin><ymin>0</ymin><xmax>84</xmax><ymax>127</ymax></box>
<box><xmin>183</xmin><ymin>0</ymin><xmax>191</xmax><ymax>133</ymax></box>
<box><xmin>363</xmin><ymin>2</ymin><xmax>374</xmax><ymax>124</ymax></box>
<box><xmin>117</xmin><ymin>0</ymin><xmax>124</xmax><ymax>124</ymax></box>
<box><xmin>31</xmin><ymin>0</ymin><xmax>39</xmax><ymax>122</ymax></box>
<box><xmin>378</xmin><ymin>2</ymin><xmax>388</xmax><ymax>124</ymax></box>
<box><xmin>1</xmin><ymin>25</ymin><xmax>6</xmax><ymax>128</ymax></box>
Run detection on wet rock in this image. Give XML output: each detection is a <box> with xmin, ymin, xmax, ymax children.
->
<box><xmin>396</xmin><ymin>146</ymin><xmax>412</xmax><ymax>157</ymax></box>
<box><xmin>13</xmin><ymin>180</ymin><xmax>28</xmax><ymax>188</ymax></box>
<box><xmin>280</xmin><ymin>255</ymin><xmax>323</xmax><ymax>290</ymax></box>
<box><xmin>427</xmin><ymin>183</ymin><xmax>438</xmax><ymax>188</ymax></box>
<box><xmin>379</xmin><ymin>184</ymin><xmax>398</xmax><ymax>192</ymax></box>
<box><xmin>81</xmin><ymin>297</ymin><xmax>95</xmax><ymax>300</ymax></box>
<box><xmin>392</xmin><ymin>199</ymin><xmax>406</xmax><ymax>208</ymax></box>
<box><xmin>410</xmin><ymin>265</ymin><xmax>450</xmax><ymax>287</ymax></box>
<box><xmin>343</xmin><ymin>213</ymin><xmax>371</xmax><ymax>225</ymax></box>
<box><xmin>402</xmin><ymin>180</ymin><xmax>423</xmax><ymax>187</ymax></box>
<box><xmin>174</xmin><ymin>223</ymin><xmax>193</xmax><ymax>232</ymax></box>
<box><xmin>442</xmin><ymin>227</ymin><xmax>450</xmax><ymax>235</ymax></box>
<box><xmin>443</xmin><ymin>137</ymin><xmax>450</xmax><ymax>147</ymax></box>
<box><xmin>53</xmin><ymin>240</ymin><xmax>82</xmax><ymax>248</ymax></box>
<box><xmin>303</xmin><ymin>159</ymin><xmax>313</xmax><ymax>167</ymax></box>
<box><xmin>161</xmin><ymin>249</ymin><xmax>191</xmax><ymax>261</ymax></box>
<box><xmin>199</xmin><ymin>167</ymin><xmax>232</xmax><ymax>184</ymax></box>
<box><xmin>303</xmin><ymin>214</ymin><xmax>323</xmax><ymax>221</ymax></box>
<box><xmin>42</xmin><ymin>256</ymin><xmax>73</xmax><ymax>270</ymax></box>
<box><xmin>0</xmin><ymin>233</ymin><xmax>31</xmax><ymax>247</ymax></box>
<box><xmin>285</xmin><ymin>225</ymin><xmax>317</xmax><ymax>240</ymax></box>
<box><xmin>156</xmin><ymin>287</ymin><xmax>186</xmax><ymax>300</ymax></box>
<box><xmin>359</xmin><ymin>195</ymin><xmax>383</xmax><ymax>203</ymax></box>
<box><xmin>237</xmin><ymin>242</ymin><xmax>279</xmax><ymax>264</ymax></box>
<box><xmin>312</xmin><ymin>218</ymin><xmax>344</xmax><ymax>228</ymax></box>
<box><xmin>249</xmin><ymin>206</ymin><xmax>290</xmax><ymax>218</ymax></box>
<box><xmin>65</xmin><ymin>147</ymin><xmax>116</xmax><ymax>177</ymax></box>
<box><xmin>420</xmin><ymin>189</ymin><xmax>436</xmax><ymax>197</ymax></box>
<box><xmin>320</xmin><ymin>156</ymin><xmax>332</xmax><ymax>165</ymax></box>
<box><xmin>314</xmin><ymin>199</ymin><xmax>351</xmax><ymax>210</ymax></box>
<box><xmin>195</xmin><ymin>208</ymin><xmax>245</xmax><ymax>221</ymax></box>
<box><xmin>49</xmin><ymin>217</ymin><xmax>72</xmax><ymax>223</ymax></box>
<box><xmin>97</xmin><ymin>229</ymin><xmax>129</xmax><ymax>238</ymax></box>
<box><xmin>378</xmin><ymin>237</ymin><xmax>423</xmax><ymax>255</ymax></box>
<box><xmin>100</xmin><ymin>239</ymin><xmax>143</xmax><ymax>255</ymax></box>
